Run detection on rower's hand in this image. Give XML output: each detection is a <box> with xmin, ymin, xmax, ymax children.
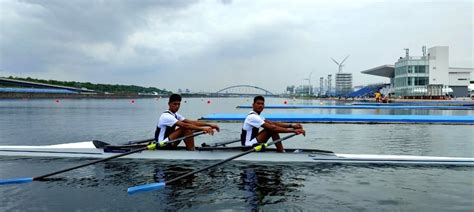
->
<box><xmin>210</xmin><ymin>124</ymin><xmax>220</xmax><ymax>132</ymax></box>
<box><xmin>202</xmin><ymin>127</ymin><xmax>215</xmax><ymax>135</ymax></box>
<box><xmin>294</xmin><ymin>129</ymin><xmax>306</xmax><ymax>136</ymax></box>
<box><xmin>292</xmin><ymin>123</ymin><xmax>303</xmax><ymax>129</ymax></box>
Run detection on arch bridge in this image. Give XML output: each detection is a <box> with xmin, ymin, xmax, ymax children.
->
<box><xmin>214</xmin><ymin>85</ymin><xmax>276</xmax><ymax>97</ymax></box>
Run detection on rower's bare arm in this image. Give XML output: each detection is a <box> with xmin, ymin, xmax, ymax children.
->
<box><xmin>261</xmin><ymin>122</ymin><xmax>304</xmax><ymax>135</ymax></box>
<box><xmin>175</xmin><ymin>121</ymin><xmax>215</xmax><ymax>135</ymax></box>
<box><xmin>266</xmin><ymin>120</ymin><xmax>303</xmax><ymax>130</ymax></box>
<box><xmin>183</xmin><ymin>119</ymin><xmax>220</xmax><ymax>132</ymax></box>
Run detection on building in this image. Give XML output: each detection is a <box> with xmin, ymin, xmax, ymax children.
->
<box><xmin>319</xmin><ymin>77</ymin><xmax>324</xmax><ymax>96</ymax></box>
<box><xmin>295</xmin><ymin>85</ymin><xmax>313</xmax><ymax>95</ymax></box>
<box><xmin>335</xmin><ymin>73</ymin><xmax>353</xmax><ymax>96</ymax></box>
<box><xmin>286</xmin><ymin>85</ymin><xmax>295</xmax><ymax>95</ymax></box>
<box><xmin>0</xmin><ymin>77</ymin><xmax>95</xmax><ymax>93</ymax></box>
<box><xmin>327</xmin><ymin>74</ymin><xmax>332</xmax><ymax>96</ymax></box>
<box><xmin>362</xmin><ymin>46</ymin><xmax>473</xmax><ymax>98</ymax></box>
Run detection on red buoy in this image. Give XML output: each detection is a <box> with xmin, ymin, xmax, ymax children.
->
<box><xmin>284</xmin><ymin>100</ymin><xmax>288</xmax><ymax>104</ymax></box>
<box><xmin>131</xmin><ymin>100</ymin><xmax>135</xmax><ymax>104</ymax></box>
<box><xmin>207</xmin><ymin>100</ymin><xmax>211</xmax><ymax>104</ymax></box>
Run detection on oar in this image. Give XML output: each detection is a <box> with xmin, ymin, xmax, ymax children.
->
<box><xmin>201</xmin><ymin>138</ymin><xmax>240</xmax><ymax>147</ymax></box>
<box><xmin>0</xmin><ymin>131</ymin><xmax>206</xmax><ymax>185</ymax></box>
<box><xmin>127</xmin><ymin>133</ymin><xmax>298</xmax><ymax>195</ymax></box>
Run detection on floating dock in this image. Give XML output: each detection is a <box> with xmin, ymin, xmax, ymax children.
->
<box><xmin>352</xmin><ymin>101</ymin><xmax>474</xmax><ymax>106</ymax></box>
<box><xmin>236</xmin><ymin>105</ymin><xmax>474</xmax><ymax>110</ymax></box>
<box><xmin>200</xmin><ymin>114</ymin><xmax>474</xmax><ymax>124</ymax></box>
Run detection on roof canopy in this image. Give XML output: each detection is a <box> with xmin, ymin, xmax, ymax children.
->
<box><xmin>361</xmin><ymin>65</ymin><xmax>394</xmax><ymax>78</ymax></box>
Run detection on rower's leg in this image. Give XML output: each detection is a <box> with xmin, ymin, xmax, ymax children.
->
<box><xmin>168</xmin><ymin>128</ymin><xmax>195</xmax><ymax>150</ymax></box>
<box><xmin>256</xmin><ymin>130</ymin><xmax>284</xmax><ymax>152</ymax></box>
<box><xmin>271</xmin><ymin>133</ymin><xmax>284</xmax><ymax>153</ymax></box>
<box><xmin>182</xmin><ymin>129</ymin><xmax>195</xmax><ymax>150</ymax></box>
<box><xmin>168</xmin><ymin>128</ymin><xmax>185</xmax><ymax>147</ymax></box>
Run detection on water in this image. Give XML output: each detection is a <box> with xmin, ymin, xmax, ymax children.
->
<box><xmin>1</xmin><ymin>98</ymin><xmax>473</xmax><ymax>211</ymax></box>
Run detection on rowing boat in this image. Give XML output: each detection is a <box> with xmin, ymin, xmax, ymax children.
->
<box><xmin>1</xmin><ymin>141</ymin><xmax>472</xmax><ymax>166</ymax></box>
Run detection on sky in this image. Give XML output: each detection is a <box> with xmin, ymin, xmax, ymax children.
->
<box><xmin>0</xmin><ymin>0</ymin><xmax>472</xmax><ymax>93</ymax></box>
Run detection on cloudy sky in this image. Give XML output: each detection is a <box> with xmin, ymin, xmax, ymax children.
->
<box><xmin>0</xmin><ymin>0</ymin><xmax>472</xmax><ymax>93</ymax></box>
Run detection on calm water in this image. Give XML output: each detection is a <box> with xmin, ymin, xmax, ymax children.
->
<box><xmin>1</xmin><ymin>98</ymin><xmax>473</xmax><ymax>211</ymax></box>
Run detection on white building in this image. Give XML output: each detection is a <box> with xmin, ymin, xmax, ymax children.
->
<box><xmin>335</xmin><ymin>73</ymin><xmax>353</xmax><ymax>96</ymax></box>
<box><xmin>295</xmin><ymin>85</ymin><xmax>313</xmax><ymax>95</ymax></box>
<box><xmin>361</xmin><ymin>46</ymin><xmax>473</xmax><ymax>97</ymax></box>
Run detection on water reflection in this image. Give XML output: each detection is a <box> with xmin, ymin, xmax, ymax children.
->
<box><xmin>237</xmin><ymin>165</ymin><xmax>302</xmax><ymax>210</ymax></box>
<box><xmin>2</xmin><ymin>156</ymin><xmax>472</xmax><ymax>211</ymax></box>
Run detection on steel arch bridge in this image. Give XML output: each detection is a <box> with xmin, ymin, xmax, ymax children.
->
<box><xmin>214</xmin><ymin>85</ymin><xmax>275</xmax><ymax>96</ymax></box>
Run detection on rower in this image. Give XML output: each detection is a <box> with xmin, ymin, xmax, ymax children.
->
<box><xmin>155</xmin><ymin>94</ymin><xmax>220</xmax><ymax>150</ymax></box>
<box><xmin>374</xmin><ymin>90</ymin><xmax>382</xmax><ymax>103</ymax></box>
<box><xmin>241</xmin><ymin>95</ymin><xmax>305</xmax><ymax>152</ymax></box>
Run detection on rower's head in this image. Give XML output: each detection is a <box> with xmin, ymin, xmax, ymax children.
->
<box><xmin>252</xmin><ymin>95</ymin><xmax>265</xmax><ymax>114</ymax></box>
<box><xmin>168</xmin><ymin>94</ymin><xmax>182</xmax><ymax>113</ymax></box>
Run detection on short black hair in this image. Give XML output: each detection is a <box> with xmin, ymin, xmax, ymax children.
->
<box><xmin>253</xmin><ymin>95</ymin><xmax>265</xmax><ymax>103</ymax></box>
<box><xmin>169</xmin><ymin>94</ymin><xmax>182</xmax><ymax>103</ymax></box>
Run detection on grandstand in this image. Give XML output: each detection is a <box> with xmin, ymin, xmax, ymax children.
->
<box><xmin>345</xmin><ymin>84</ymin><xmax>390</xmax><ymax>98</ymax></box>
<box><xmin>0</xmin><ymin>88</ymin><xmax>77</xmax><ymax>94</ymax></box>
<box><xmin>0</xmin><ymin>77</ymin><xmax>94</xmax><ymax>93</ymax></box>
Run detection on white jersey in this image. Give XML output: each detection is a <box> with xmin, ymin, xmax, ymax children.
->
<box><xmin>155</xmin><ymin>110</ymin><xmax>185</xmax><ymax>142</ymax></box>
<box><xmin>241</xmin><ymin>111</ymin><xmax>265</xmax><ymax>146</ymax></box>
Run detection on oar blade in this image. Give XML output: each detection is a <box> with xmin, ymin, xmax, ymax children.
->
<box><xmin>0</xmin><ymin>177</ymin><xmax>34</xmax><ymax>185</ymax></box>
<box><xmin>127</xmin><ymin>182</ymin><xmax>166</xmax><ymax>195</ymax></box>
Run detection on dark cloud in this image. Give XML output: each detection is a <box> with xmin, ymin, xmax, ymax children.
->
<box><xmin>0</xmin><ymin>0</ymin><xmax>199</xmax><ymax>84</ymax></box>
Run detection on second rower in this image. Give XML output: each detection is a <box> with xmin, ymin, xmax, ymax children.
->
<box><xmin>241</xmin><ymin>95</ymin><xmax>305</xmax><ymax>152</ymax></box>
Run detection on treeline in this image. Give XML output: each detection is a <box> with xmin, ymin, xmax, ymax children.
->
<box><xmin>6</xmin><ymin>76</ymin><xmax>170</xmax><ymax>94</ymax></box>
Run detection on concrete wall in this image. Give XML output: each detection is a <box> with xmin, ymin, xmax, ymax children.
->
<box><xmin>428</xmin><ymin>46</ymin><xmax>449</xmax><ymax>85</ymax></box>
<box><xmin>448</xmin><ymin>71</ymin><xmax>471</xmax><ymax>86</ymax></box>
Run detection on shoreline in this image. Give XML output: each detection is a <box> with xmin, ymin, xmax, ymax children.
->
<box><xmin>1</xmin><ymin>93</ymin><xmax>473</xmax><ymax>104</ymax></box>
<box><xmin>0</xmin><ymin>93</ymin><xmax>166</xmax><ymax>99</ymax></box>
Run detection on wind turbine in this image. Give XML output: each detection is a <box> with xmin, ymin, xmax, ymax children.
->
<box><xmin>303</xmin><ymin>72</ymin><xmax>313</xmax><ymax>95</ymax></box>
<box><xmin>330</xmin><ymin>55</ymin><xmax>350</xmax><ymax>73</ymax></box>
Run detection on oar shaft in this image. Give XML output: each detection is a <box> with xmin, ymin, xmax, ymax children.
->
<box><xmin>34</xmin><ymin>146</ymin><xmax>148</xmax><ymax>180</ymax></box>
<box><xmin>265</xmin><ymin>134</ymin><xmax>297</xmax><ymax>147</ymax></box>
<box><xmin>167</xmin><ymin>133</ymin><xmax>297</xmax><ymax>185</ymax></box>
<box><xmin>34</xmin><ymin>131</ymin><xmax>205</xmax><ymax>180</ymax></box>
<box><xmin>126</xmin><ymin>133</ymin><xmax>298</xmax><ymax>194</ymax></box>
<box><xmin>167</xmin><ymin>149</ymin><xmax>252</xmax><ymax>184</ymax></box>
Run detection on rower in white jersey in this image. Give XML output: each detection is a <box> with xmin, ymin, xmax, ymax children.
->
<box><xmin>155</xmin><ymin>94</ymin><xmax>220</xmax><ymax>150</ymax></box>
<box><xmin>241</xmin><ymin>95</ymin><xmax>305</xmax><ymax>152</ymax></box>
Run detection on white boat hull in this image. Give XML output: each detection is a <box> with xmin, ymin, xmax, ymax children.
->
<box><xmin>0</xmin><ymin>141</ymin><xmax>473</xmax><ymax>166</ymax></box>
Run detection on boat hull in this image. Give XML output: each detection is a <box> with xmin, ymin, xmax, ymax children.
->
<box><xmin>0</xmin><ymin>141</ymin><xmax>473</xmax><ymax>166</ymax></box>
